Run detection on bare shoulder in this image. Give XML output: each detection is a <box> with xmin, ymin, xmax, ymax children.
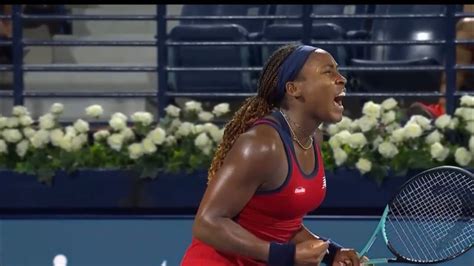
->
<box><xmin>231</xmin><ymin>123</ymin><xmax>282</xmax><ymax>162</ymax></box>
<box><xmin>216</xmin><ymin>122</ymin><xmax>283</xmax><ymax>185</ymax></box>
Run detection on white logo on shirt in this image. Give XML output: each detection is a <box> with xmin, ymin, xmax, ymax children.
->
<box><xmin>294</xmin><ymin>187</ymin><xmax>306</xmax><ymax>194</ymax></box>
<box><xmin>322</xmin><ymin>176</ymin><xmax>327</xmax><ymax>189</ymax></box>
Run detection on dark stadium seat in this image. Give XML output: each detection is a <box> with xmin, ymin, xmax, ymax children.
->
<box><xmin>179</xmin><ymin>5</ymin><xmax>270</xmax><ymax>40</ymax></box>
<box><xmin>261</xmin><ymin>5</ymin><xmax>371</xmax><ymax>66</ymax></box>
<box><xmin>262</xmin><ymin>5</ymin><xmax>345</xmax><ymax>66</ymax></box>
<box><xmin>168</xmin><ymin>24</ymin><xmax>252</xmax><ymax>93</ymax></box>
<box><xmin>167</xmin><ymin>5</ymin><xmax>274</xmax><ymax>93</ymax></box>
<box><xmin>350</xmin><ymin>5</ymin><xmax>447</xmax><ymax>92</ymax></box>
<box><xmin>311</xmin><ymin>5</ymin><xmax>372</xmax><ymax>36</ymax></box>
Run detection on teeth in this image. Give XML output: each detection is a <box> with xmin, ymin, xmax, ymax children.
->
<box><xmin>337</xmin><ymin>91</ymin><xmax>346</xmax><ymax>97</ymax></box>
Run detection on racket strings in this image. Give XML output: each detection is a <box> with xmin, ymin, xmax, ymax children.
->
<box><xmin>384</xmin><ymin>169</ymin><xmax>473</xmax><ymax>263</ymax></box>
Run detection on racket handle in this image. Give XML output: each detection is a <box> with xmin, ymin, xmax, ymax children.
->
<box><xmin>365</xmin><ymin>258</ymin><xmax>389</xmax><ymax>264</ymax></box>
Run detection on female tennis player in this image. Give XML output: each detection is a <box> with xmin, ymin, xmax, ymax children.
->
<box><xmin>181</xmin><ymin>44</ymin><xmax>366</xmax><ymax>266</ymax></box>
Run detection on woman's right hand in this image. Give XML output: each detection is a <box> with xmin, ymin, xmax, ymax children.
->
<box><xmin>294</xmin><ymin>239</ymin><xmax>329</xmax><ymax>266</ymax></box>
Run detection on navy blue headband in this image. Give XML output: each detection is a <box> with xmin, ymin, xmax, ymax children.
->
<box><xmin>275</xmin><ymin>45</ymin><xmax>318</xmax><ymax>102</ymax></box>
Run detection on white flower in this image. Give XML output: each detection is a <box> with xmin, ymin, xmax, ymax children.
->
<box><xmin>378</xmin><ymin>141</ymin><xmax>399</xmax><ymax>159</ymax></box>
<box><xmin>333</xmin><ymin>148</ymin><xmax>348</xmax><ymax>166</ymax></box>
<box><xmin>207</xmin><ymin>125</ymin><xmax>223</xmax><ymax>142</ymax></box>
<box><xmin>30</xmin><ymin>129</ymin><xmax>50</xmax><ymax>148</ymax></box>
<box><xmin>356</xmin><ymin>158</ymin><xmax>372</xmax><ymax>174</ymax></box>
<box><xmin>85</xmin><ymin>104</ymin><xmax>104</xmax><ymax>118</ymax></box>
<box><xmin>12</xmin><ymin>106</ymin><xmax>29</xmax><ymax>117</ymax></box>
<box><xmin>448</xmin><ymin>117</ymin><xmax>459</xmax><ymax>130</ymax></box>
<box><xmin>328</xmin><ymin>135</ymin><xmax>341</xmax><ymax>149</ymax></box>
<box><xmin>58</xmin><ymin>134</ymin><xmax>73</xmax><ymax>152</ymax></box>
<box><xmin>460</xmin><ymin>95</ymin><xmax>474</xmax><ymax>107</ymax></box>
<box><xmin>454</xmin><ymin>147</ymin><xmax>472</xmax><ymax>166</ymax></box>
<box><xmin>184</xmin><ymin>100</ymin><xmax>203</xmax><ymax>113</ymax></box>
<box><xmin>131</xmin><ymin>111</ymin><xmax>154</xmax><ymax>126</ymax></box>
<box><xmin>211</xmin><ymin>128</ymin><xmax>224</xmax><ymax>143</ymax></box>
<box><xmin>111</xmin><ymin>112</ymin><xmax>128</xmax><ymax>122</ymax></box>
<box><xmin>434</xmin><ymin>114</ymin><xmax>451</xmax><ymax>130</ymax></box>
<box><xmin>49</xmin><ymin>129</ymin><xmax>64</xmax><ymax>147</ymax></box>
<box><xmin>403</xmin><ymin>122</ymin><xmax>422</xmax><ymax>139</ymax></box>
<box><xmin>169</xmin><ymin>119</ymin><xmax>182</xmax><ymax>132</ymax></box>
<box><xmin>362</xmin><ymin>101</ymin><xmax>381</xmax><ymax>119</ymax></box>
<box><xmin>71</xmin><ymin>134</ymin><xmax>88</xmax><ymax>151</ymax></box>
<box><xmin>212</xmin><ymin>103</ymin><xmax>230</xmax><ymax>117</ymax></box>
<box><xmin>201</xmin><ymin>146</ymin><xmax>213</xmax><ymax>155</ymax></box>
<box><xmin>128</xmin><ymin>143</ymin><xmax>144</xmax><ymax>160</ymax></box>
<box><xmin>19</xmin><ymin>116</ymin><xmax>33</xmax><ymax>127</ymax></box>
<box><xmin>198</xmin><ymin>111</ymin><xmax>214</xmax><ymax>122</ymax></box>
<box><xmin>390</xmin><ymin>128</ymin><xmax>405</xmax><ymax>143</ymax></box>
<box><xmin>65</xmin><ymin>126</ymin><xmax>76</xmax><ymax>136</ymax></box>
<box><xmin>0</xmin><ymin>139</ymin><xmax>7</xmax><ymax>154</ymax></box>
<box><xmin>469</xmin><ymin>136</ymin><xmax>474</xmax><ymax>153</ymax></box>
<box><xmin>6</xmin><ymin>117</ymin><xmax>19</xmax><ymax>128</ymax></box>
<box><xmin>142</xmin><ymin>138</ymin><xmax>157</xmax><ymax>154</ymax></box>
<box><xmin>358</xmin><ymin>116</ymin><xmax>378</xmax><ymax>132</ymax></box>
<box><xmin>148</xmin><ymin>127</ymin><xmax>166</xmax><ymax>145</ymax></box>
<box><xmin>454</xmin><ymin>107</ymin><xmax>463</xmax><ymax>117</ymax></box>
<box><xmin>50</xmin><ymin>103</ymin><xmax>64</xmax><ymax>115</ymax></box>
<box><xmin>164</xmin><ymin>104</ymin><xmax>181</xmax><ymax>118</ymax></box>
<box><xmin>454</xmin><ymin>107</ymin><xmax>474</xmax><ymax>121</ymax></box>
<box><xmin>73</xmin><ymin>119</ymin><xmax>89</xmax><ymax>134</ymax></box>
<box><xmin>385</xmin><ymin>123</ymin><xmax>401</xmax><ymax>134</ymax></box>
<box><xmin>425</xmin><ymin>130</ymin><xmax>443</xmax><ymax>145</ymax></box>
<box><xmin>381</xmin><ymin>98</ymin><xmax>398</xmax><ymax>110</ymax></box>
<box><xmin>466</xmin><ymin>121</ymin><xmax>474</xmax><ymax>135</ymax></box>
<box><xmin>16</xmin><ymin>139</ymin><xmax>29</xmax><ymax>158</ymax></box>
<box><xmin>326</xmin><ymin>124</ymin><xmax>340</xmax><ymax>136</ymax></box>
<box><xmin>381</xmin><ymin>111</ymin><xmax>396</xmax><ymax>125</ymax></box>
<box><xmin>337</xmin><ymin>116</ymin><xmax>353</xmax><ymax>130</ymax></box>
<box><xmin>176</xmin><ymin>122</ymin><xmax>195</xmax><ymax>137</ymax></box>
<box><xmin>348</xmin><ymin>133</ymin><xmax>367</xmax><ymax>149</ymax></box>
<box><xmin>193</xmin><ymin>133</ymin><xmax>212</xmax><ymax>154</ymax></box>
<box><xmin>334</xmin><ymin>130</ymin><xmax>351</xmax><ymax>145</ymax></box>
<box><xmin>107</xmin><ymin>133</ymin><xmax>124</xmax><ymax>151</ymax></box>
<box><xmin>408</xmin><ymin>115</ymin><xmax>432</xmax><ymax>131</ymax></box>
<box><xmin>372</xmin><ymin>136</ymin><xmax>384</xmax><ymax>149</ymax></box>
<box><xmin>0</xmin><ymin>117</ymin><xmax>6</xmax><ymax>129</ymax></box>
<box><xmin>459</xmin><ymin>107</ymin><xmax>474</xmax><ymax>121</ymax></box>
<box><xmin>93</xmin><ymin>130</ymin><xmax>110</xmax><ymax>141</ymax></box>
<box><xmin>430</xmin><ymin>142</ymin><xmax>449</xmax><ymax>162</ymax></box>
<box><xmin>109</xmin><ymin>116</ymin><xmax>127</xmax><ymax>131</ymax></box>
<box><xmin>195</xmin><ymin>132</ymin><xmax>212</xmax><ymax>149</ymax></box>
<box><xmin>121</xmin><ymin>127</ymin><xmax>135</xmax><ymax>142</ymax></box>
<box><xmin>195</xmin><ymin>124</ymin><xmax>205</xmax><ymax>134</ymax></box>
<box><xmin>39</xmin><ymin>113</ymin><xmax>56</xmax><ymax>130</ymax></box>
<box><xmin>23</xmin><ymin>127</ymin><xmax>36</xmax><ymax>138</ymax></box>
<box><xmin>2</xmin><ymin>129</ymin><xmax>22</xmax><ymax>143</ymax></box>
<box><xmin>164</xmin><ymin>135</ymin><xmax>177</xmax><ymax>146</ymax></box>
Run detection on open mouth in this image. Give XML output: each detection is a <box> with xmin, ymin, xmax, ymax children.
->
<box><xmin>334</xmin><ymin>91</ymin><xmax>345</xmax><ymax>107</ymax></box>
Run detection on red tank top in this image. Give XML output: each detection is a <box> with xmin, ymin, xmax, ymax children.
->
<box><xmin>181</xmin><ymin>112</ymin><xmax>327</xmax><ymax>266</ymax></box>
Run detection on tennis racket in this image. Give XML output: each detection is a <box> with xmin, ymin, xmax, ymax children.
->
<box><xmin>359</xmin><ymin>165</ymin><xmax>473</xmax><ymax>264</ymax></box>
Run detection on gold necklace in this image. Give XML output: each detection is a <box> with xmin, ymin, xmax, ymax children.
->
<box><xmin>279</xmin><ymin>110</ymin><xmax>313</xmax><ymax>150</ymax></box>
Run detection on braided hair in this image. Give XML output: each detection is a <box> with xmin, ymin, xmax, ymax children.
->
<box><xmin>208</xmin><ymin>44</ymin><xmax>298</xmax><ymax>181</ymax></box>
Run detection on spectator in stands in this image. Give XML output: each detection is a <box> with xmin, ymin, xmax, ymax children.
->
<box><xmin>181</xmin><ymin>44</ymin><xmax>367</xmax><ymax>265</ymax></box>
<box><xmin>410</xmin><ymin>4</ymin><xmax>474</xmax><ymax>118</ymax></box>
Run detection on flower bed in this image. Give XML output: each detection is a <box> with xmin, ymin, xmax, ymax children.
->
<box><xmin>0</xmin><ymin>96</ymin><xmax>473</xmax><ymax>187</ymax></box>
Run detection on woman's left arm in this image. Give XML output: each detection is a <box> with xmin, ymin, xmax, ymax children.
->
<box><xmin>290</xmin><ymin>224</ymin><xmax>319</xmax><ymax>244</ymax></box>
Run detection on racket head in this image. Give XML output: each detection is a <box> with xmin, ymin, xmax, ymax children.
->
<box><xmin>382</xmin><ymin>166</ymin><xmax>473</xmax><ymax>264</ymax></box>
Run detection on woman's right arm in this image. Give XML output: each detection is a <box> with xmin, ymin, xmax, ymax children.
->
<box><xmin>192</xmin><ymin>126</ymin><xmax>282</xmax><ymax>261</ymax></box>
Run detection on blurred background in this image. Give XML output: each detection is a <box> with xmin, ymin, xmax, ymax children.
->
<box><xmin>0</xmin><ymin>4</ymin><xmax>473</xmax><ymax>266</ymax></box>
